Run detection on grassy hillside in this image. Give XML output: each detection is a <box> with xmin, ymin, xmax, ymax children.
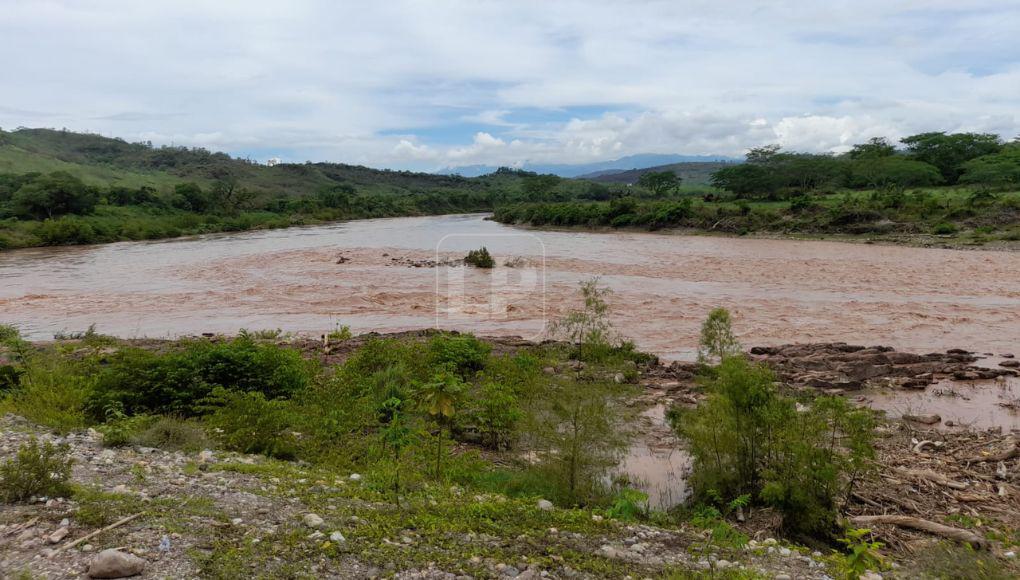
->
<box><xmin>0</xmin><ymin>128</ymin><xmax>638</xmax><ymax>249</ymax></box>
<box><xmin>0</xmin><ymin>128</ymin><xmax>507</xmax><ymax>197</ymax></box>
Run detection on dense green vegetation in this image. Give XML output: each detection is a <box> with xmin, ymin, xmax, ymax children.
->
<box><xmin>0</xmin><ymin>282</ymin><xmax>647</xmax><ymax>510</ymax></box>
<box><xmin>494</xmin><ymin>133</ymin><xmax>1020</xmax><ymax>243</ymax></box>
<box><xmin>3</xmin><ymin>128</ymin><xmax>1018</xmax><ymax>248</ymax></box>
<box><xmin>0</xmin><ymin>128</ymin><xmax>628</xmax><ymax>249</ymax></box>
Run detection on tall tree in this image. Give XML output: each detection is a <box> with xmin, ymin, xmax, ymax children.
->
<box><xmin>901</xmin><ymin>132</ymin><xmax>1002</xmax><ymax>184</ymax></box>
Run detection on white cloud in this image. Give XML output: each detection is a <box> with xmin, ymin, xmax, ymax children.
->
<box><xmin>0</xmin><ymin>0</ymin><xmax>1018</xmax><ymax>170</ymax></box>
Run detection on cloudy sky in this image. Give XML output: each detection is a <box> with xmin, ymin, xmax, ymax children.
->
<box><xmin>2</xmin><ymin>1</ymin><xmax>1018</xmax><ymax>170</ymax></box>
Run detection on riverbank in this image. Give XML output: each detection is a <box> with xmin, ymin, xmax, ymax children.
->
<box><xmin>491</xmin><ymin>187</ymin><xmax>1020</xmax><ymax>251</ymax></box>
<box><xmin>2</xmin><ymin>331</ymin><xmax>1017</xmax><ymax>578</ymax></box>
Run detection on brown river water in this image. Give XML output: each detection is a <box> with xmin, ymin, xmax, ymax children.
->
<box><xmin>3</xmin><ymin>213</ymin><xmax>1019</xmax><ymax>507</ymax></box>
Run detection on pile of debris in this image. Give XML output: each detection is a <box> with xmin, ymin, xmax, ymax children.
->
<box><xmin>749</xmin><ymin>343</ymin><xmax>1018</xmax><ymax>391</ymax></box>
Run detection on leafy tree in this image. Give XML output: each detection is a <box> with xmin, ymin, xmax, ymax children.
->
<box><xmin>552</xmin><ymin>278</ymin><xmax>616</xmax><ymax>362</ymax></box>
<box><xmin>315</xmin><ymin>184</ymin><xmax>355</xmax><ymax>209</ymax></box>
<box><xmin>960</xmin><ymin>143</ymin><xmax>1020</xmax><ymax>187</ymax></box>
<box><xmin>10</xmin><ymin>171</ymin><xmax>97</xmax><ymax>219</ymax></box>
<box><xmin>637</xmin><ymin>171</ymin><xmax>682</xmax><ymax>195</ymax></box>
<box><xmin>698</xmin><ymin>307</ymin><xmax>741</xmax><ymax>364</ymax></box>
<box><xmin>710</xmin><ymin>163</ymin><xmax>778</xmax><ymax>198</ymax></box>
<box><xmin>846</xmin><ymin>157</ymin><xmax>943</xmax><ymax>188</ymax></box>
<box><xmin>901</xmin><ymin>132</ymin><xmax>1002</xmax><ymax>184</ymax></box>
<box><xmin>848</xmin><ymin>137</ymin><xmax>897</xmax><ymax>160</ymax></box>
<box><xmin>521</xmin><ymin>174</ymin><xmax>562</xmax><ymax>201</ymax></box>
<box><xmin>526</xmin><ymin>375</ymin><xmax>629</xmax><ymax>505</ymax></box>
<box><xmin>746</xmin><ymin>144</ymin><xmax>782</xmax><ymax>164</ymax></box>
<box><xmin>172</xmin><ymin>182</ymin><xmax>211</xmax><ymax>212</ymax></box>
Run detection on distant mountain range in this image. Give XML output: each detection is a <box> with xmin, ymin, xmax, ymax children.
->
<box><xmin>438</xmin><ymin>153</ymin><xmax>738</xmax><ymax>178</ymax></box>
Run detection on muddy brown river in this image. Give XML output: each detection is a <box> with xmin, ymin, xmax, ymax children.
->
<box><xmin>3</xmin><ymin>213</ymin><xmax>1019</xmax><ymax>358</ymax></box>
<box><xmin>3</xmin><ymin>213</ymin><xmax>1020</xmax><ymax>508</ymax></box>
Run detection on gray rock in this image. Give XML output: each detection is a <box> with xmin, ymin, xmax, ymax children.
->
<box><xmin>303</xmin><ymin>513</ymin><xmax>325</xmax><ymax>528</ymax></box>
<box><xmin>329</xmin><ymin>531</ymin><xmax>346</xmax><ymax>543</ymax></box>
<box><xmin>87</xmin><ymin>549</ymin><xmax>146</xmax><ymax>578</ymax></box>
<box><xmin>47</xmin><ymin>527</ymin><xmax>69</xmax><ymax>544</ymax></box>
<box><xmin>536</xmin><ymin>499</ymin><xmax>553</xmax><ymax>511</ymax></box>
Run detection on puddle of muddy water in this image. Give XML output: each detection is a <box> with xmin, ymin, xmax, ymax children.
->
<box><xmin>864</xmin><ymin>376</ymin><xmax>1020</xmax><ymax>431</ymax></box>
<box><xmin>863</xmin><ymin>355</ymin><xmax>1020</xmax><ymax>431</ymax></box>
<box><xmin>614</xmin><ymin>405</ymin><xmax>691</xmax><ymax>510</ymax></box>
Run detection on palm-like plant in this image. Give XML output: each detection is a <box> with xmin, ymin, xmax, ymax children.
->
<box><xmin>416</xmin><ymin>371</ymin><xmax>465</xmax><ymax>479</ymax></box>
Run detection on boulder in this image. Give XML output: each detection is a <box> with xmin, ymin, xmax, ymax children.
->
<box><xmin>87</xmin><ymin>549</ymin><xmax>146</xmax><ymax>578</ymax></box>
<box><xmin>302</xmin><ymin>513</ymin><xmax>325</xmax><ymax>528</ymax></box>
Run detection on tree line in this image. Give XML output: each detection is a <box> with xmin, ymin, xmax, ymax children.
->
<box><xmin>711</xmin><ymin>132</ymin><xmax>1019</xmax><ymax>199</ymax></box>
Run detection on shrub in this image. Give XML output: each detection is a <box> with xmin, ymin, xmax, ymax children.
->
<box><xmin>426</xmin><ymin>333</ymin><xmax>491</xmax><ymax>378</ymax></box>
<box><xmin>202</xmin><ymin>388</ymin><xmax>297</xmax><ymax>459</ymax></box>
<box><xmin>464</xmin><ymin>246</ymin><xmax>495</xmax><ymax>268</ymax></box>
<box><xmin>1</xmin><ymin>438</ymin><xmax>73</xmax><ymax>503</ymax></box>
<box><xmin>932</xmin><ymin>222</ymin><xmax>958</xmax><ymax>235</ymax></box>
<box><xmin>675</xmin><ymin>356</ymin><xmax>875</xmax><ymax>539</ymax></box>
<box><xmin>86</xmin><ymin>337</ymin><xmax>311</xmax><ymax>418</ymax></box>
<box><xmin>0</xmin><ymin>353</ymin><xmax>94</xmax><ymax>432</ymax></box>
<box><xmin>133</xmin><ymin>416</ymin><xmax>209</xmax><ymax>452</ymax></box>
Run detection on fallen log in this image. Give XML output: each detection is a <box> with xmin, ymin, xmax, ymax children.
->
<box><xmin>969</xmin><ymin>443</ymin><xmax>1019</xmax><ymax>463</ymax></box>
<box><xmin>892</xmin><ymin>467</ymin><xmax>968</xmax><ymax>490</ymax></box>
<box><xmin>851</xmin><ymin>515</ymin><xmax>985</xmax><ymax>548</ymax></box>
<box><xmin>50</xmin><ymin>512</ymin><xmax>144</xmax><ymax>556</ymax></box>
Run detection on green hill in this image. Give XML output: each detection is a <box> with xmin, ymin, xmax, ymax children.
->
<box><xmin>0</xmin><ymin>127</ymin><xmax>510</xmax><ymax>197</ymax></box>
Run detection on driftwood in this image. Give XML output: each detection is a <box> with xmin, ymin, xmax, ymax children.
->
<box><xmin>892</xmin><ymin>467</ymin><xmax>968</xmax><ymax>490</ymax></box>
<box><xmin>50</xmin><ymin>512</ymin><xmax>144</xmax><ymax>556</ymax></box>
<box><xmin>851</xmin><ymin>515</ymin><xmax>985</xmax><ymax>547</ymax></box>
<box><xmin>969</xmin><ymin>442</ymin><xmax>1019</xmax><ymax>463</ymax></box>
<box><xmin>3</xmin><ymin>517</ymin><xmax>38</xmax><ymax>537</ymax></box>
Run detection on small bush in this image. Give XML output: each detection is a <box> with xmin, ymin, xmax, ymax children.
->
<box><xmin>133</xmin><ymin>416</ymin><xmax>209</xmax><ymax>452</ymax></box>
<box><xmin>464</xmin><ymin>246</ymin><xmax>495</xmax><ymax>268</ymax></box>
<box><xmin>1</xmin><ymin>438</ymin><xmax>73</xmax><ymax>503</ymax></box>
<box><xmin>932</xmin><ymin>221</ymin><xmax>958</xmax><ymax>235</ymax></box>
<box><xmin>202</xmin><ymin>388</ymin><xmax>297</xmax><ymax>459</ymax></box>
<box><xmin>426</xmin><ymin>333</ymin><xmax>491</xmax><ymax>378</ymax></box>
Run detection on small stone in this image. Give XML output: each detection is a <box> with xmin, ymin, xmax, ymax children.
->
<box><xmin>307</xmin><ymin>531</ymin><xmax>324</xmax><ymax>540</ymax></box>
<box><xmin>775</xmin><ymin>575</ymin><xmax>791</xmax><ymax>580</ymax></box>
<box><xmin>329</xmin><ymin>531</ymin><xmax>346</xmax><ymax>543</ymax></box>
<box><xmin>591</xmin><ymin>514</ymin><xmax>603</xmax><ymax>522</ymax></box>
<box><xmin>779</xmin><ymin>547</ymin><xmax>792</xmax><ymax>556</ymax></box>
<box><xmin>1005</xmin><ymin>550</ymin><xmax>1016</xmax><ymax>559</ymax></box>
<box><xmin>47</xmin><ymin>527</ymin><xmax>69</xmax><ymax>544</ymax></box>
<box><xmin>349</xmin><ymin>473</ymin><xmax>362</xmax><ymax>481</ymax></box>
<box><xmin>715</xmin><ymin>559</ymin><xmax>731</xmax><ymax>569</ymax></box>
<box><xmin>87</xmin><ymin>548</ymin><xmax>146</xmax><ymax>578</ymax></box>
<box><xmin>536</xmin><ymin>499</ymin><xmax>553</xmax><ymax>511</ymax></box>
<box><xmin>502</xmin><ymin>566</ymin><xmax>520</xmax><ymax>577</ymax></box>
<box><xmin>82</xmin><ymin>543</ymin><xmax>95</xmax><ymax>552</ymax></box>
<box><xmin>230</xmin><ymin>518</ymin><xmax>243</xmax><ymax>525</ymax></box>
<box><xmin>303</xmin><ymin>513</ymin><xmax>325</xmax><ymax>529</ymax></box>
<box><xmin>197</xmin><ymin>449</ymin><xmax>216</xmax><ymax>463</ymax></box>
